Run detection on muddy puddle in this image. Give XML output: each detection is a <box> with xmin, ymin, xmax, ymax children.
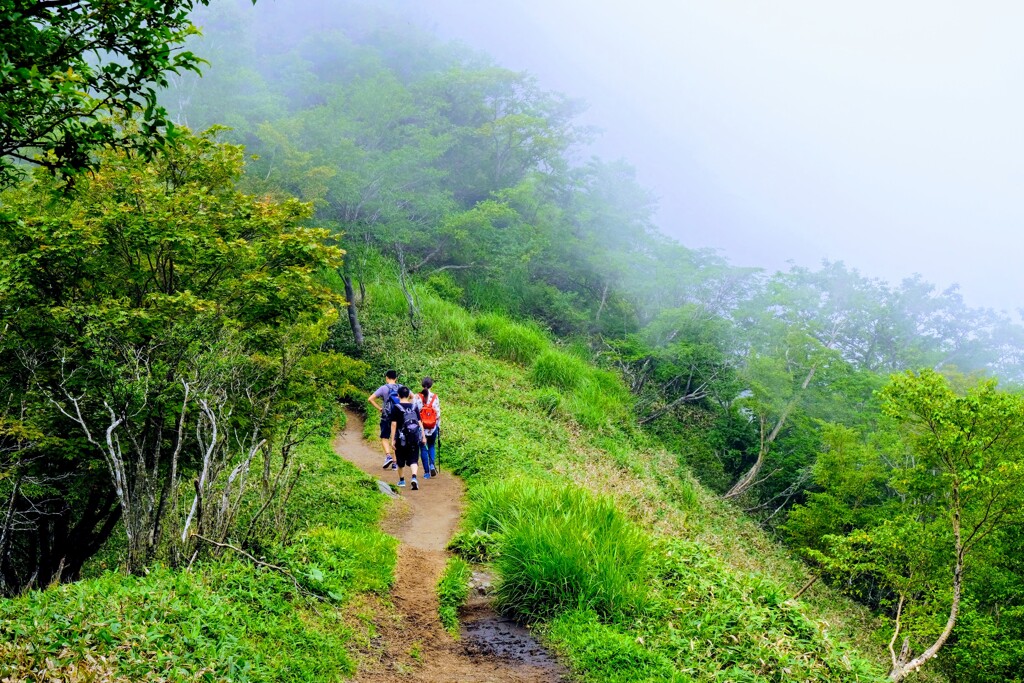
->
<box><xmin>459</xmin><ymin>572</ymin><xmax>570</xmax><ymax>680</ymax></box>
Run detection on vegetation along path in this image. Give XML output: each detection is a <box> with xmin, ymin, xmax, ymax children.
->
<box><xmin>334</xmin><ymin>409</ymin><xmax>569</xmax><ymax>682</ymax></box>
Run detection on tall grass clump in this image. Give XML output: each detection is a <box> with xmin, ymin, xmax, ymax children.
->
<box><xmin>420</xmin><ymin>295</ymin><xmax>478</xmax><ymax>352</ymax></box>
<box><xmin>437</xmin><ymin>556</ymin><xmax>472</xmax><ymax>635</ymax></box>
<box><xmin>467</xmin><ymin>479</ymin><xmax>651</xmax><ymax>622</ymax></box>
<box><xmin>530</xmin><ymin>348</ymin><xmax>589</xmax><ymax>390</ymax></box>
<box><xmin>474</xmin><ymin>313</ymin><xmax>549</xmax><ymax>365</ymax></box>
<box><xmin>562</xmin><ymin>369</ymin><xmax>634</xmax><ymax>431</ymax></box>
<box><xmin>364</xmin><ymin>281</ymin><xmax>409</xmax><ymax>320</ymax></box>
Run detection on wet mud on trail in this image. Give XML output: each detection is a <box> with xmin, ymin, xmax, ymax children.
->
<box><xmin>333</xmin><ymin>410</ymin><xmax>570</xmax><ymax>683</ymax></box>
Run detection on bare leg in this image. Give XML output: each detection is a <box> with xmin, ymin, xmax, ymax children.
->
<box><xmin>380</xmin><ymin>438</ymin><xmax>392</xmax><ymax>457</ymax></box>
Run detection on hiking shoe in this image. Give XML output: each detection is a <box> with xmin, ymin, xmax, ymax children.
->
<box><xmin>391</xmin><ymin>463</ymin><xmax>398</xmax><ymax>471</ymax></box>
<box><xmin>411</xmin><ymin>477</ymin><xmax>419</xmax><ymax>491</ymax></box>
<box><xmin>423</xmin><ymin>469</ymin><xmax>431</xmax><ymax>479</ymax></box>
<box><xmin>430</xmin><ymin>467</ymin><xmax>438</xmax><ymax>477</ymax></box>
<box><xmin>397</xmin><ymin>478</ymin><xmax>406</xmax><ymax>487</ymax></box>
<box><xmin>382</xmin><ymin>456</ymin><xmax>394</xmax><ymax>469</ymax></box>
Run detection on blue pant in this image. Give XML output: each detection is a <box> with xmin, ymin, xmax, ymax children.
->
<box><xmin>420</xmin><ymin>430</ymin><xmax>438</xmax><ymax>475</ymax></box>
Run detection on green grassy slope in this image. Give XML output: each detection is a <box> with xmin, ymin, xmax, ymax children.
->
<box><xmin>359</xmin><ymin>277</ymin><xmax>891</xmax><ymax>682</ymax></box>
<box><xmin>0</xmin><ymin>272</ymin><xmax>903</xmax><ymax>683</ymax></box>
<box><xmin>0</xmin><ymin>435</ymin><xmax>395</xmax><ymax>683</ymax></box>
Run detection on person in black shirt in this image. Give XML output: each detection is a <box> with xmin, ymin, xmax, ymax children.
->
<box><xmin>388</xmin><ymin>386</ymin><xmax>426</xmax><ymax>490</ymax></box>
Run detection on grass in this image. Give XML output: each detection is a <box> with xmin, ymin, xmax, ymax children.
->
<box><xmin>471</xmin><ymin>478</ymin><xmax>651</xmax><ymax>622</ymax></box>
<box><xmin>531</xmin><ymin>348</ymin><xmax>589</xmax><ymax>389</ymax></box>
<box><xmin>0</xmin><ymin>435</ymin><xmax>396</xmax><ymax>682</ymax></box>
<box><xmin>356</xmin><ymin>269</ymin><xmax>893</xmax><ymax>682</ymax></box>
<box><xmin>419</xmin><ymin>295</ymin><xmax>478</xmax><ymax>352</ymax></box>
<box><xmin>474</xmin><ymin>313</ymin><xmax>548</xmax><ymax>365</ymax></box>
<box><xmin>437</xmin><ymin>556</ymin><xmax>472</xmax><ymax>635</ymax></box>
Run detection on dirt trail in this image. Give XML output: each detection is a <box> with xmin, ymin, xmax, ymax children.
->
<box><xmin>333</xmin><ymin>410</ymin><xmax>569</xmax><ymax>683</ymax></box>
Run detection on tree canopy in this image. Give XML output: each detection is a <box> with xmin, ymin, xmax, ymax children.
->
<box><xmin>0</xmin><ymin>0</ymin><xmax>254</xmax><ymax>188</ymax></box>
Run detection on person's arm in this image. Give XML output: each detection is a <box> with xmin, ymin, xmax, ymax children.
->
<box><xmin>390</xmin><ymin>407</ymin><xmax>398</xmax><ymax>444</ymax></box>
<box><xmin>368</xmin><ymin>388</ymin><xmax>382</xmax><ymax>412</ymax></box>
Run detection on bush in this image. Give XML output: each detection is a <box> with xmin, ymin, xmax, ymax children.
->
<box><xmin>447</xmin><ymin>528</ymin><xmax>502</xmax><ymax>562</ymax></box>
<box><xmin>535</xmin><ymin>387</ymin><xmax>561</xmax><ymax>416</ymax></box>
<box><xmin>0</xmin><ymin>561</ymin><xmax>358</xmax><ymax>682</ymax></box>
<box><xmin>468</xmin><ymin>479</ymin><xmax>651</xmax><ymax>622</ymax></box>
<box><xmin>424</xmin><ymin>271</ymin><xmax>465</xmax><ymax>303</ymax></box>
<box><xmin>364</xmin><ymin>282</ymin><xmax>409</xmax><ymax>320</ymax></box>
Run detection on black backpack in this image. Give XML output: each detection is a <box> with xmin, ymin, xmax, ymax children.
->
<box><xmin>396</xmin><ymin>403</ymin><xmax>422</xmax><ymax>449</ymax></box>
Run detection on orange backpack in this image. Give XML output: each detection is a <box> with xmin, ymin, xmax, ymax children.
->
<box><xmin>420</xmin><ymin>392</ymin><xmax>439</xmax><ymax>430</ymax></box>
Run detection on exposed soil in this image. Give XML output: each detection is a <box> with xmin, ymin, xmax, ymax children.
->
<box><xmin>333</xmin><ymin>410</ymin><xmax>570</xmax><ymax>683</ymax></box>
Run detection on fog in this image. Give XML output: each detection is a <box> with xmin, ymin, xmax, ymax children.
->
<box><xmin>398</xmin><ymin>1</ymin><xmax>1024</xmax><ymax>315</ymax></box>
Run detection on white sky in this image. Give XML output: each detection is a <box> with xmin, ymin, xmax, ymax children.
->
<box><xmin>403</xmin><ymin>1</ymin><xmax>1024</xmax><ymax>314</ymax></box>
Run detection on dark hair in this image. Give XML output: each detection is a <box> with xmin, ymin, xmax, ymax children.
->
<box><xmin>397</xmin><ymin>385</ymin><xmax>411</xmax><ymax>398</ymax></box>
<box><xmin>385</xmin><ymin>369</ymin><xmax>398</xmax><ymax>380</ymax></box>
<box><xmin>420</xmin><ymin>376</ymin><xmax>433</xmax><ymax>401</ymax></box>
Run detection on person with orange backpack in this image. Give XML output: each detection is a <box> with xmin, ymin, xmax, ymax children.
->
<box><xmin>413</xmin><ymin>376</ymin><xmax>440</xmax><ymax>478</ymax></box>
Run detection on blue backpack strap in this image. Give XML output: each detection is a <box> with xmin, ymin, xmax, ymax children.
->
<box><xmin>385</xmin><ymin>383</ymin><xmax>402</xmax><ymax>412</ymax></box>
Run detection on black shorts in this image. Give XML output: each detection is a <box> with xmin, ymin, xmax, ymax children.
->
<box><xmin>379</xmin><ymin>419</ymin><xmax>392</xmax><ymax>439</ymax></box>
<box><xmin>395</xmin><ymin>446</ymin><xmax>419</xmax><ymax>468</ymax></box>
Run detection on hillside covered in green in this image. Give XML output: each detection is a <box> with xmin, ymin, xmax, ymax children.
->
<box><xmin>1</xmin><ymin>1</ymin><xmax>1023</xmax><ymax>681</ymax></box>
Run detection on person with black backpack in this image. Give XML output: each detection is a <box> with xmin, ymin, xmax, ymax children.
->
<box><xmin>412</xmin><ymin>376</ymin><xmax>440</xmax><ymax>478</ymax></box>
<box><xmin>367</xmin><ymin>369</ymin><xmax>403</xmax><ymax>470</ymax></box>
<box><xmin>388</xmin><ymin>386</ymin><xmax>427</xmax><ymax>490</ymax></box>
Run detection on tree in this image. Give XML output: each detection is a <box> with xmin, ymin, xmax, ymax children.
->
<box><xmin>0</xmin><ymin>127</ymin><xmax>345</xmax><ymax>585</ymax></box>
<box><xmin>0</xmin><ymin>0</ymin><xmax>254</xmax><ymax>188</ymax></box>
<box><xmin>798</xmin><ymin>371</ymin><xmax>1024</xmax><ymax>681</ymax></box>
<box><xmin>879</xmin><ymin>370</ymin><xmax>1024</xmax><ymax>680</ymax></box>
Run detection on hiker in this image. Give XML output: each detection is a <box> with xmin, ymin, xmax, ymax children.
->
<box><xmin>412</xmin><ymin>376</ymin><xmax>440</xmax><ymax>478</ymax></box>
<box><xmin>389</xmin><ymin>386</ymin><xmax>426</xmax><ymax>490</ymax></box>
<box><xmin>367</xmin><ymin>369</ymin><xmax>402</xmax><ymax>470</ymax></box>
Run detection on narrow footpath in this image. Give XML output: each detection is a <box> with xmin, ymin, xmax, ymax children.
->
<box><xmin>333</xmin><ymin>410</ymin><xmax>569</xmax><ymax>683</ymax></box>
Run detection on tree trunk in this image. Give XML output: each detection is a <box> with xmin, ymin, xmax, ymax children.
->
<box><xmin>342</xmin><ymin>271</ymin><xmax>364</xmax><ymax>350</ymax></box>
<box><xmin>724</xmin><ymin>363</ymin><xmax>817</xmax><ymax>499</ymax></box>
<box><xmin>888</xmin><ymin>484</ymin><xmax>965</xmax><ymax>681</ymax></box>
<box><xmin>595</xmin><ymin>282</ymin><xmax>609</xmax><ymax>324</ymax></box>
<box><xmin>396</xmin><ymin>245</ymin><xmax>419</xmax><ymax>330</ymax></box>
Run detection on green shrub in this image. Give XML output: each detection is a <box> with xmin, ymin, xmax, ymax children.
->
<box><xmin>468</xmin><ymin>479</ymin><xmax>651</xmax><ymax>622</ymax></box>
<box><xmin>281</xmin><ymin>526</ymin><xmax>396</xmax><ymax>599</ymax></box>
<box><xmin>558</xmin><ymin>368</ymin><xmax>633</xmax><ymax>432</ymax></box>
<box><xmin>530</xmin><ymin>349</ymin><xmax>588</xmax><ymax>390</ymax></box>
<box><xmin>447</xmin><ymin>528</ymin><xmax>503</xmax><ymax>562</ymax></box>
<box><xmin>424</xmin><ymin>271</ymin><xmax>465</xmax><ymax>303</ymax></box>
<box><xmin>437</xmin><ymin>557</ymin><xmax>472</xmax><ymax>635</ymax></box>
<box><xmin>0</xmin><ymin>561</ymin><xmax>358</xmax><ymax>682</ymax></box>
